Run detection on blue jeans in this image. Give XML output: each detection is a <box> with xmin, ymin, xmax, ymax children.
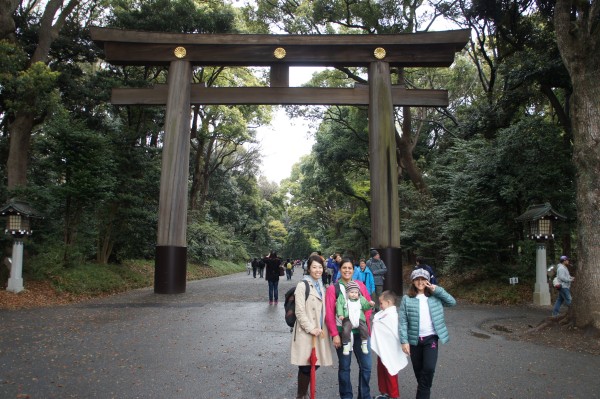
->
<box><xmin>553</xmin><ymin>287</ymin><xmax>572</xmax><ymax>316</ymax></box>
<box><xmin>335</xmin><ymin>334</ymin><xmax>371</xmax><ymax>399</ymax></box>
<box><xmin>268</xmin><ymin>280</ymin><xmax>279</xmax><ymax>302</ymax></box>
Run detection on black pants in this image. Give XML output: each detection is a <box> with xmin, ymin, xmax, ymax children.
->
<box><xmin>410</xmin><ymin>335</ymin><xmax>439</xmax><ymax>399</ymax></box>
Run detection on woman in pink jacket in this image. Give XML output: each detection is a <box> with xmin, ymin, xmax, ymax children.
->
<box><xmin>325</xmin><ymin>257</ymin><xmax>373</xmax><ymax>399</ymax></box>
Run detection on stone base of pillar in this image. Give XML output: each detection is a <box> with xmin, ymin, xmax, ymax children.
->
<box><xmin>533</xmin><ymin>282</ymin><xmax>551</xmax><ymax>306</ymax></box>
<box><xmin>7</xmin><ymin>277</ymin><xmax>24</xmax><ymax>293</ymax></box>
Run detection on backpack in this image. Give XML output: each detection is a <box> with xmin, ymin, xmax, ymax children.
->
<box><xmin>284</xmin><ymin>280</ymin><xmax>310</xmax><ymax>329</ymax></box>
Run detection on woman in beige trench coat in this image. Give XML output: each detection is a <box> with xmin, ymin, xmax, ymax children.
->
<box><xmin>290</xmin><ymin>254</ymin><xmax>333</xmax><ymax>399</ymax></box>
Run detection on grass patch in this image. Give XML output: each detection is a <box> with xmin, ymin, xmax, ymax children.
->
<box><xmin>205</xmin><ymin>258</ymin><xmax>246</xmax><ymax>274</ymax></box>
<box><xmin>52</xmin><ymin>262</ymin><xmax>152</xmax><ymax>295</ymax></box>
<box><xmin>48</xmin><ymin>258</ymin><xmax>245</xmax><ymax>296</ymax></box>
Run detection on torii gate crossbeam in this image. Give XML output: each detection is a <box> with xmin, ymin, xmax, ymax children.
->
<box><xmin>91</xmin><ymin>27</ymin><xmax>469</xmax><ymax>295</ymax></box>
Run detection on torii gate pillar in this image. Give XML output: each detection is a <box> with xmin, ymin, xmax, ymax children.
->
<box><xmin>369</xmin><ymin>61</ymin><xmax>402</xmax><ymax>295</ymax></box>
<box><xmin>154</xmin><ymin>60</ymin><xmax>192</xmax><ymax>294</ymax></box>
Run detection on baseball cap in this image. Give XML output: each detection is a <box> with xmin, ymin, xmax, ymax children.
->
<box><xmin>560</xmin><ymin>255</ymin><xmax>569</xmax><ymax>262</ymax></box>
<box><xmin>411</xmin><ymin>268</ymin><xmax>430</xmax><ymax>281</ymax></box>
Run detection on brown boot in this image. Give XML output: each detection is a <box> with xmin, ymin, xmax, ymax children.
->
<box><xmin>296</xmin><ymin>370</ymin><xmax>310</xmax><ymax>399</ymax></box>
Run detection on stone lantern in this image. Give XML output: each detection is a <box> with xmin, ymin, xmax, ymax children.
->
<box><xmin>516</xmin><ymin>203</ymin><xmax>566</xmax><ymax>306</ymax></box>
<box><xmin>0</xmin><ymin>199</ymin><xmax>42</xmax><ymax>293</ymax></box>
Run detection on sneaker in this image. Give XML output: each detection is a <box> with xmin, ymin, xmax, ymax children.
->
<box><xmin>342</xmin><ymin>344</ymin><xmax>351</xmax><ymax>356</ymax></box>
<box><xmin>361</xmin><ymin>341</ymin><xmax>368</xmax><ymax>354</ymax></box>
<box><xmin>269</xmin><ymin>301</ymin><xmax>273</xmax><ymax>305</ymax></box>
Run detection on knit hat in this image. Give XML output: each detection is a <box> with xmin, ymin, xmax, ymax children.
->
<box><xmin>346</xmin><ymin>280</ymin><xmax>360</xmax><ymax>294</ymax></box>
<box><xmin>370</xmin><ymin>249</ymin><xmax>379</xmax><ymax>257</ymax></box>
<box><xmin>411</xmin><ymin>268</ymin><xmax>430</xmax><ymax>281</ymax></box>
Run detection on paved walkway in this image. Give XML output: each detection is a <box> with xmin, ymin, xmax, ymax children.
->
<box><xmin>1</xmin><ymin>270</ymin><xmax>599</xmax><ymax>398</ymax></box>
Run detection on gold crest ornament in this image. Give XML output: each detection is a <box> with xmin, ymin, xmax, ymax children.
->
<box><xmin>373</xmin><ymin>47</ymin><xmax>386</xmax><ymax>60</ymax></box>
<box><xmin>174</xmin><ymin>46</ymin><xmax>187</xmax><ymax>59</ymax></box>
<box><xmin>273</xmin><ymin>47</ymin><xmax>286</xmax><ymax>59</ymax></box>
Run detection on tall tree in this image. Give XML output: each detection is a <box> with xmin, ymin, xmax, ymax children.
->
<box><xmin>554</xmin><ymin>0</ymin><xmax>600</xmax><ymax>330</ymax></box>
<box><xmin>1</xmin><ymin>0</ymin><xmax>81</xmax><ymax>190</ymax></box>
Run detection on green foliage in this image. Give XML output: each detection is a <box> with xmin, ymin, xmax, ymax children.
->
<box><xmin>283</xmin><ymin>225</ymin><xmax>315</xmax><ymax>259</ymax></box>
<box><xmin>2</xmin><ymin>61</ymin><xmax>60</xmax><ymax>115</ymax></box>
<box><xmin>187</xmin><ymin>219</ymin><xmax>250</xmax><ymax>264</ymax></box>
<box><xmin>107</xmin><ymin>0</ymin><xmax>237</xmax><ymax>33</ymax></box>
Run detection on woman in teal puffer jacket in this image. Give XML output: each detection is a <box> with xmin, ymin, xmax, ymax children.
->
<box><xmin>399</xmin><ymin>268</ymin><xmax>456</xmax><ymax>399</ymax></box>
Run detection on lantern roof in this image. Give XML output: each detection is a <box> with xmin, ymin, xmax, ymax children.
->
<box><xmin>0</xmin><ymin>198</ymin><xmax>43</xmax><ymax>218</ymax></box>
<box><xmin>515</xmin><ymin>202</ymin><xmax>567</xmax><ymax>222</ymax></box>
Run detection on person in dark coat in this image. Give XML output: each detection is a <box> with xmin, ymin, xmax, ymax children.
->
<box><xmin>415</xmin><ymin>256</ymin><xmax>438</xmax><ymax>285</ymax></box>
<box><xmin>264</xmin><ymin>251</ymin><xmax>281</xmax><ymax>304</ymax></box>
<box><xmin>367</xmin><ymin>249</ymin><xmax>387</xmax><ymax>311</ymax></box>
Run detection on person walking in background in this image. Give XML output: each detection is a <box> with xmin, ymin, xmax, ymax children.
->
<box><xmin>286</xmin><ymin>258</ymin><xmax>294</xmax><ymax>280</ymax></box>
<box><xmin>325</xmin><ymin>257</ymin><xmax>373</xmax><ymax>399</ymax></box>
<box><xmin>415</xmin><ymin>256</ymin><xmax>438</xmax><ymax>285</ymax></box>
<box><xmin>251</xmin><ymin>257</ymin><xmax>259</xmax><ymax>278</ymax></box>
<box><xmin>371</xmin><ymin>290</ymin><xmax>408</xmax><ymax>399</ymax></box>
<box><xmin>552</xmin><ymin>255</ymin><xmax>575</xmax><ymax>317</ymax></box>
<box><xmin>330</xmin><ymin>253</ymin><xmax>342</xmax><ymax>284</ymax></box>
<box><xmin>367</xmin><ymin>249</ymin><xmax>387</xmax><ymax>311</ymax></box>
<box><xmin>290</xmin><ymin>254</ymin><xmax>333</xmax><ymax>399</ymax></box>
<box><xmin>353</xmin><ymin>258</ymin><xmax>375</xmax><ymax>298</ymax></box>
<box><xmin>324</xmin><ymin>254</ymin><xmax>335</xmax><ymax>286</ymax></box>
<box><xmin>258</xmin><ymin>257</ymin><xmax>265</xmax><ymax>278</ymax></box>
<box><xmin>400</xmin><ymin>269</ymin><xmax>456</xmax><ymax>399</ymax></box>
<box><xmin>264</xmin><ymin>251</ymin><xmax>281</xmax><ymax>305</ymax></box>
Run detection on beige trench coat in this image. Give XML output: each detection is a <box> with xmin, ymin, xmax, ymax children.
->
<box><xmin>290</xmin><ymin>279</ymin><xmax>333</xmax><ymax>366</ymax></box>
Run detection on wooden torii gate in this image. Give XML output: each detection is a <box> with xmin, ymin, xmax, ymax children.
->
<box><xmin>91</xmin><ymin>27</ymin><xmax>469</xmax><ymax>295</ymax></box>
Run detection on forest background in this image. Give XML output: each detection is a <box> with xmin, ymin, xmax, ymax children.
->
<box><xmin>0</xmin><ymin>0</ymin><xmax>598</xmax><ymax>330</ymax></box>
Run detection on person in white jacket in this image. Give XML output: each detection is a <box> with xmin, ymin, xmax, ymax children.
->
<box><xmin>371</xmin><ymin>290</ymin><xmax>408</xmax><ymax>399</ymax></box>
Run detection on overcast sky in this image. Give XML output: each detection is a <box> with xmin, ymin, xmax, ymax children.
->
<box><xmin>254</xmin><ymin>67</ymin><xmax>324</xmax><ymax>184</ymax></box>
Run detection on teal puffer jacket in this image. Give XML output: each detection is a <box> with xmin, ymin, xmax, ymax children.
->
<box><xmin>399</xmin><ymin>287</ymin><xmax>456</xmax><ymax>346</ymax></box>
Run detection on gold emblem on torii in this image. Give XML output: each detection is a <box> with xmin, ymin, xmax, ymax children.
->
<box><xmin>273</xmin><ymin>47</ymin><xmax>286</xmax><ymax>59</ymax></box>
<box><xmin>174</xmin><ymin>46</ymin><xmax>187</xmax><ymax>58</ymax></box>
<box><xmin>374</xmin><ymin>47</ymin><xmax>386</xmax><ymax>60</ymax></box>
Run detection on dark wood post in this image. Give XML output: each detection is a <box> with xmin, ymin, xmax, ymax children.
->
<box><xmin>368</xmin><ymin>61</ymin><xmax>402</xmax><ymax>295</ymax></box>
<box><xmin>155</xmin><ymin>60</ymin><xmax>192</xmax><ymax>294</ymax></box>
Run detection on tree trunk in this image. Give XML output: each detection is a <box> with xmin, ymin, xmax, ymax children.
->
<box><xmin>96</xmin><ymin>204</ymin><xmax>117</xmax><ymax>264</ymax></box>
<box><xmin>7</xmin><ymin>113</ymin><xmax>34</xmax><ymax>189</ymax></box>
<box><xmin>554</xmin><ymin>0</ymin><xmax>600</xmax><ymax>330</ymax></box>
<box><xmin>4</xmin><ymin>0</ymin><xmax>79</xmax><ymax>190</ymax></box>
<box><xmin>195</xmin><ymin>135</ymin><xmax>216</xmax><ymax>213</ymax></box>
<box><xmin>395</xmin><ymin>68</ymin><xmax>428</xmax><ymax>194</ymax></box>
<box><xmin>0</xmin><ymin>0</ymin><xmax>19</xmax><ymax>41</ymax></box>
<box><xmin>396</xmin><ymin>107</ymin><xmax>428</xmax><ymax>194</ymax></box>
<box><xmin>569</xmin><ymin>81</ymin><xmax>600</xmax><ymax>330</ymax></box>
